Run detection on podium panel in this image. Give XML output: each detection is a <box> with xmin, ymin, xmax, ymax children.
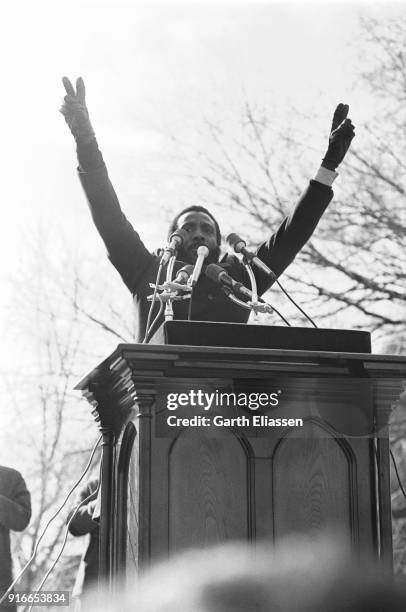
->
<box><xmin>168</xmin><ymin>427</ymin><xmax>252</xmax><ymax>552</ymax></box>
<box><xmin>272</xmin><ymin>431</ymin><xmax>356</xmax><ymax>539</ymax></box>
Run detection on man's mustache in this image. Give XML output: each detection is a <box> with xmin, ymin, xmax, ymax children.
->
<box><xmin>188</xmin><ymin>240</ymin><xmax>208</xmax><ymax>249</ymax></box>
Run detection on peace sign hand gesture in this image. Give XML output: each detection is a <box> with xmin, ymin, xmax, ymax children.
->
<box><xmin>322</xmin><ymin>103</ymin><xmax>355</xmax><ymax>171</ymax></box>
<box><xmin>60</xmin><ymin>76</ymin><xmax>95</xmax><ymax>144</ymax></box>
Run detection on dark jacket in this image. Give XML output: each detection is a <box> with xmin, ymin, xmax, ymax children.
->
<box><xmin>76</xmin><ymin>140</ymin><xmax>333</xmax><ymax>341</ymax></box>
<box><xmin>67</xmin><ymin>479</ymin><xmax>99</xmax><ymax>595</ymax></box>
<box><xmin>0</xmin><ymin>466</ymin><xmax>31</xmax><ymax>605</ymax></box>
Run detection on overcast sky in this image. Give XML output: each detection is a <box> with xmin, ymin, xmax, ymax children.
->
<box><xmin>1</xmin><ymin>1</ymin><xmax>403</xmax><ymax>262</ymax></box>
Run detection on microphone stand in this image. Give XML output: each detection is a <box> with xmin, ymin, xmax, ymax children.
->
<box><xmin>244</xmin><ymin>261</ymin><xmax>258</xmax><ymax>302</ymax></box>
<box><xmin>147</xmin><ymin>257</ymin><xmax>192</xmax><ymax>323</ymax></box>
<box><xmin>163</xmin><ymin>255</ymin><xmax>177</xmax><ymax>321</ymax></box>
<box><xmin>243</xmin><ymin>258</ymin><xmax>273</xmax><ymax>318</ymax></box>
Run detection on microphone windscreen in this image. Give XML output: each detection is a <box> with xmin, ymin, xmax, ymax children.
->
<box><xmin>179</xmin><ymin>264</ymin><xmax>194</xmax><ymax>275</ymax></box>
<box><xmin>205</xmin><ymin>263</ymin><xmax>224</xmax><ymax>283</ymax></box>
<box><xmin>226</xmin><ymin>233</ymin><xmax>245</xmax><ymax>252</ymax></box>
<box><xmin>197</xmin><ymin>245</ymin><xmax>209</xmax><ymax>258</ymax></box>
<box><xmin>175</xmin><ymin>264</ymin><xmax>194</xmax><ymax>282</ymax></box>
<box><xmin>170</xmin><ymin>228</ymin><xmax>188</xmax><ymax>246</ymax></box>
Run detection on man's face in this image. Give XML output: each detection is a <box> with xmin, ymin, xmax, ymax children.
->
<box><xmin>175</xmin><ymin>211</ymin><xmax>220</xmax><ymax>264</ymax></box>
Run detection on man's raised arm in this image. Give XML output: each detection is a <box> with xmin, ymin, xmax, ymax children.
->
<box><xmin>254</xmin><ymin>103</ymin><xmax>355</xmax><ymax>295</ymax></box>
<box><xmin>60</xmin><ymin>77</ymin><xmax>154</xmax><ymax>293</ymax></box>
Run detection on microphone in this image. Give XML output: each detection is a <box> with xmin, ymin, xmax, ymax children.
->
<box><xmin>161</xmin><ymin>264</ymin><xmax>194</xmax><ymax>294</ymax></box>
<box><xmin>190</xmin><ymin>246</ymin><xmax>209</xmax><ymax>287</ymax></box>
<box><xmin>161</xmin><ymin>229</ymin><xmax>187</xmax><ymax>265</ymax></box>
<box><xmin>173</xmin><ymin>264</ymin><xmax>194</xmax><ymax>285</ymax></box>
<box><xmin>226</xmin><ymin>233</ymin><xmax>276</xmax><ymax>278</ymax></box>
<box><xmin>205</xmin><ymin>263</ymin><xmax>254</xmax><ymax>299</ymax></box>
<box><xmin>228</xmin><ymin>234</ymin><xmax>317</xmax><ymax>327</ymax></box>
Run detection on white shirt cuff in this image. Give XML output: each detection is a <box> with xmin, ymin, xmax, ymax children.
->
<box><xmin>314</xmin><ymin>166</ymin><xmax>338</xmax><ymax>186</ymax></box>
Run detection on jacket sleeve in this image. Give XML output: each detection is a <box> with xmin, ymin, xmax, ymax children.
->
<box><xmin>254</xmin><ymin>179</ymin><xmax>334</xmax><ymax>295</ymax></box>
<box><xmin>68</xmin><ymin>480</ymin><xmax>99</xmax><ymax>537</ymax></box>
<box><xmin>76</xmin><ymin>139</ymin><xmax>155</xmax><ymax>295</ymax></box>
<box><xmin>0</xmin><ymin>472</ymin><xmax>31</xmax><ymax>532</ymax></box>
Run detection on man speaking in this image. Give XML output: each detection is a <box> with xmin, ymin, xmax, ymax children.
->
<box><xmin>60</xmin><ymin>77</ymin><xmax>354</xmax><ymax>342</ymax></box>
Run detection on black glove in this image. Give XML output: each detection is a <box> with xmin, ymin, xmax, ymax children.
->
<box><xmin>60</xmin><ymin>76</ymin><xmax>95</xmax><ymax>144</ymax></box>
<box><xmin>322</xmin><ymin>103</ymin><xmax>355</xmax><ymax>171</ymax></box>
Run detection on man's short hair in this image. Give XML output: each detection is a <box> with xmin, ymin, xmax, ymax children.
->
<box><xmin>168</xmin><ymin>206</ymin><xmax>222</xmax><ymax>245</ymax></box>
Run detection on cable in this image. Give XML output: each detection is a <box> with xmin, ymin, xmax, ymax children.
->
<box><xmin>231</xmin><ymin>245</ymin><xmax>317</xmax><ymax>327</ymax></box>
<box><xmin>27</xmin><ymin>478</ymin><xmax>102</xmax><ymax>612</ymax></box>
<box><xmin>143</xmin><ymin>292</ymin><xmax>165</xmax><ymax>344</ymax></box>
<box><xmin>142</xmin><ymin>262</ymin><xmax>163</xmax><ymax>344</ymax></box>
<box><xmin>268</xmin><ymin>303</ymin><xmax>291</xmax><ymax>326</ymax></box>
<box><xmin>0</xmin><ymin>435</ymin><xmax>102</xmax><ymax>607</ymax></box>
<box><xmin>274</xmin><ymin>278</ymin><xmax>318</xmax><ymax>328</ymax></box>
<box><xmin>242</xmin><ymin>259</ymin><xmax>290</xmax><ymax>325</ymax></box>
<box><xmin>390</xmin><ymin>448</ymin><xmax>406</xmax><ymax>501</ymax></box>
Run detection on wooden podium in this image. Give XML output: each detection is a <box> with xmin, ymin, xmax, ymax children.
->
<box><xmin>75</xmin><ymin>323</ymin><xmax>406</xmax><ymax>585</ymax></box>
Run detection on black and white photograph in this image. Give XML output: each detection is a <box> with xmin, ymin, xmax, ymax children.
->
<box><xmin>1</xmin><ymin>1</ymin><xmax>406</xmax><ymax>610</ymax></box>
